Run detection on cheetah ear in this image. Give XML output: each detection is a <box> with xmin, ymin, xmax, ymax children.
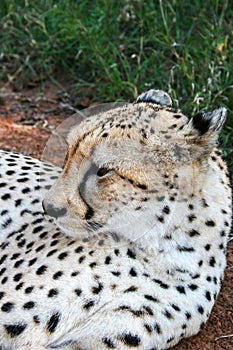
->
<box><xmin>190</xmin><ymin>107</ymin><xmax>227</xmax><ymax>138</ymax></box>
<box><xmin>135</xmin><ymin>89</ymin><xmax>172</xmax><ymax>107</ymax></box>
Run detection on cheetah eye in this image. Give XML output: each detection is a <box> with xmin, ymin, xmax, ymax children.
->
<box><xmin>97</xmin><ymin>167</ymin><xmax>112</xmax><ymax>177</ymax></box>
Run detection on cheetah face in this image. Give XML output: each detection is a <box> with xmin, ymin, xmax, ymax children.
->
<box><xmin>43</xmin><ymin>89</ymin><xmax>226</xmax><ymax>242</ymax></box>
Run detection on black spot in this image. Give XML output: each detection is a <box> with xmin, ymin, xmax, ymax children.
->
<box><xmin>0</xmin><ymin>255</ymin><xmax>7</xmax><ymax>265</ymax></box>
<box><xmin>163</xmin><ymin>309</ymin><xmax>173</xmax><ymax>319</ymax></box>
<box><xmin>129</xmin><ymin>268</ymin><xmax>137</xmax><ymax>277</ymax></box>
<box><xmin>47</xmin><ymin>249</ymin><xmax>58</xmax><ymax>257</ymax></box>
<box><xmin>141</xmin><ymin>305</ymin><xmax>152</xmax><ymax>316</ymax></box>
<box><xmin>1</xmin><ymin>218</ymin><xmax>12</xmax><ymax>229</ymax></box>
<box><xmin>28</xmin><ymin>257</ymin><xmax>37</xmax><ymax>266</ymax></box>
<box><xmin>1</xmin><ymin>276</ymin><xmax>8</xmax><ymax>284</ymax></box>
<box><xmin>173</xmin><ymin>114</ymin><xmax>182</xmax><ymax>119</ymax></box>
<box><xmin>188</xmin><ymin>214</ymin><xmax>196</xmax><ymax>222</ymax></box>
<box><xmin>209</xmin><ymin>256</ymin><xmax>216</xmax><ymax>267</ymax></box>
<box><xmin>17</xmin><ymin>239</ymin><xmax>26</xmax><ymax>248</ymax></box>
<box><xmin>15</xmin><ymin>282</ymin><xmax>24</xmax><ymax>290</ymax></box>
<box><xmin>48</xmin><ymin>289</ymin><xmax>58</xmax><ymax>297</ymax></box>
<box><xmin>153</xmin><ymin>279</ymin><xmax>169</xmax><ymax>289</ymax></box>
<box><xmin>13</xmin><ymin>273</ymin><xmax>23</xmax><ymax>282</ymax></box>
<box><xmin>144</xmin><ymin>294</ymin><xmax>159</xmax><ymax>303</ymax></box>
<box><xmin>74</xmin><ymin>288</ymin><xmax>82</xmax><ymax>296</ymax></box>
<box><xmin>4</xmin><ymin>323</ymin><xmax>27</xmax><ymax>337</ymax></box>
<box><xmin>1</xmin><ymin>193</ymin><xmax>11</xmax><ymax>200</ymax></box>
<box><xmin>79</xmin><ymin>255</ymin><xmax>86</xmax><ymax>263</ymax></box>
<box><xmin>205</xmin><ymin>220</ymin><xmax>216</xmax><ymax>227</ymax></box>
<box><xmin>92</xmin><ymin>283</ymin><xmax>103</xmax><ymax>294</ymax></box>
<box><xmin>50</xmin><ymin>240</ymin><xmax>59</xmax><ymax>247</ymax></box>
<box><xmin>25</xmin><ymin>286</ymin><xmax>34</xmax><ymax>294</ymax></box>
<box><xmin>17</xmin><ymin>177</ymin><xmax>29</xmax><ymax>183</ymax></box>
<box><xmin>89</xmin><ymin>262</ymin><xmax>97</xmax><ymax>268</ymax></box>
<box><xmin>1</xmin><ymin>302</ymin><xmax>14</xmax><ymax>312</ymax></box>
<box><xmin>105</xmin><ymin>256</ymin><xmax>112</xmax><ymax>265</ymax></box>
<box><xmin>185</xmin><ymin>311</ymin><xmax>192</xmax><ymax>320</ymax></box>
<box><xmin>127</xmin><ymin>249</ymin><xmax>136</xmax><ymax>259</ymax></box>
<box><xmin>58</xmin><ymin>252</ymin><xmax>68</xmax><ymax>260</ymax></box>
<box><xmin>36</xmin><ymin>265</ymin><xmax>47</xmax><ymax>275</ymax></box>
<box><xmin>75</xmin><ymin>246</ymin><xmax>84</xmax><ymax>253</ymax></box>
<box><xmin>111</xmin><ymin>271</ymin><xmax>121</xmax><ymax>277</ymax></box>
<box><xmin>137</xmin><ymin>184</ymin><xmax>147</xmax><ymax>190</ymax></box>
<box><xmin>0</xmin><ymin>242</ymin><xmax>9</xmax><ymax>250</ymax></box>
<box><xmin>197</xmin><ymin>305</ymin><xmax>204</xmax><ymax>314</ymax></box>
<box><xmin>35</xmin><ymin>244</ymin><xmax>45</xmax><ymax>253</ymax></box>
<box><xmin>171</xmin><ymin>304</ymin><xmax>181</xmax><ymax>312</ymax></box>
<box><xmin>114</xmin><ymin>249</ymin><xmax>120</xmax><ymax>256</ymax></box>
<box><xmin>103</xmin><ymin>337</ymin><xmax>116</xmax><ymax>348</ymax></box>
<box><xmin>20</xmin><ymin>209</ymin><xmax>32</xmax><ymax>216</ymax></box>
<box><xmin>188</xmin><ymin>284</ymin><xmax>198</xmax><ymax>291</ymax></box>
<box><xmin>220</xmin><ymin>230</ymin><xmax>226</xmax><ymax>237</ymax></box>
<box><xmin>144</xmin><ymin>323</ymin><xmax>153</xmax><ymax>333</ymax></box>
<box><xmin>33</xmin><ymin>315</ymin><xmax>40</xmax><ymax>324</ymax></box>
<box><xmin>26</xmin><ymin>242</ymin><xmax>35</xmax><ymax>249</ymax></box>
<box><xmin>162</xmin><ymin>206</ymin><xmax>170</xmax><ymax>214</ymax></box>
<box><xmin>157</xmin><ymin>216</ymin><xmax>164</xmax><ymax>223</ymax></box>
<box><xmin>53</xmin><ymin>271</ymin><xmax>63</xmax><ymax>280</ymax></box>
<box><xmin>22</xmin><ymin>187</ymin><xmax>31</xmax><ymax>194</ymax></box>
<box><xmin>124</xmin><ymin>286</ymin><xmax>138</xmax><ymax>293</ymax></box>
<box><xmin>176</xmin><ymin>286</ymin><xmax>186</xmax><ymax>294</ymax></box>
<box><xmin>219</xmin><ymin>243</ymin><xmax>224</xmax><ymax>250</ymax></box>
<box><xmin>177</xmin><ymin>245</ymin><xmax>195</xmax><ymax>252</ymax></box>
<box><xmin>205</xmin><ymin>291</ymin><xmax>211</xmax><ymax>301</ymax></box>
<box><xmin>0</xmin><ymin>291</ymin><xmax>5</xmax><ymax>299</ymax></box>
<box><xmin>47</xmin><ymin>312</ymin><xmax>61</xmax><ymax>333</ymax></box>
<box><xmin>23</xmin><ymin>301</ymin><xmax>35</xmax><ymax>309</ymax></box>
<box><xmin>71</xmin><ymin>271</ymin><xmax>79</xmax><ymax>277</ymax></box>
<box><xmin>120</xmin><ymin>332</ymin><xmax>141</xmax><ymax>347</ymax></box>
<box><xmin>204</xmin><ymin>244</ymin><xmax>211</xmax><ymax>251</ymax></box>
<box><xmin>154</xmin><ymin>322</ymin><xmax>161</xmax><ymax>334</ymax></box>
<box><xmin>32</xmin><ymin>226</ymin><xmax>44</xmax><ymax>234</ymax></box>
<box><xmin>83</xmin><ymin>300</ymin><xmax>95</xmax><ymax>310</ymax></box>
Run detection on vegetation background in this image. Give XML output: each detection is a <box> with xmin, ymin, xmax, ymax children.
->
<box><xmin>0</xmin><ymin>0</ymin><xmax>232</xmax><ymax>167</ymax></box>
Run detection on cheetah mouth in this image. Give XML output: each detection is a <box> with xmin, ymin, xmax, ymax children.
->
<box><xmin>53</xmin><ymin>216</ymin><xmax>104</xmax><ymax>238</ymax></box>
<box><xmin>85</xmin><ymin>220</ymin><xmax>104</xmax><ymax>231</ymax></box>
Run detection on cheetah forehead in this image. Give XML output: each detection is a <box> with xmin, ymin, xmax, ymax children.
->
<box><xmin>67</xmin><ymin>89</ymin><xmax>226</xmax><ymax>158</ymax></box>
<box><xmin>67</xmin><ymin>101</ymin><xmax>188</xmax><ymax>148</ymax></box>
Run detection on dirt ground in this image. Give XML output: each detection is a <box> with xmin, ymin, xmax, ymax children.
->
<box><xmin>0</xmin><ymin>82</ymin><xmax>232</xmax><ymax>349</ymax></box>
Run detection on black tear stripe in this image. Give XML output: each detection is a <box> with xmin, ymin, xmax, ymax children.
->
<box><xmin>4</xmin><ymin>323</ymin><xmax>27</xmax><ymax>337</ymax></box>
<box><xmin>47</xmin><ymin>312</ymin><xmax>61</xmax><ymax>333</ymax></box>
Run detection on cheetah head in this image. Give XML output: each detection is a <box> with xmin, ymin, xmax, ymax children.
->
<box><xmin>43</xmin><ymin>89</ymin><xmax>227</xmax><ymax>245</ymax></box>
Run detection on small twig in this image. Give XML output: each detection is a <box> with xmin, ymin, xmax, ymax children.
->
<box><xmin>215</xmin><ymin>334</ymin><xmax>233</xmax><ymax>340</ymax></box>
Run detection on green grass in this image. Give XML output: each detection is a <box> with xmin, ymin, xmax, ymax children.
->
<box><xmin>0</xmin><ymin>0</ymin><xmax>232</xmax><ymax>167</ymax></box>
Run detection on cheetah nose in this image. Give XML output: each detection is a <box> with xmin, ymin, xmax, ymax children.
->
<box><xmin>42</xmin><ymin>200</ymin><xmax>67</xmax><ymax>219</ymax></box>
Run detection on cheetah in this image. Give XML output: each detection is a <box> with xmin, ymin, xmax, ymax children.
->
<box><xmin>0</xmin><ymin>89</ymin><xmax>232</xmax><ymax>350</ymax></box>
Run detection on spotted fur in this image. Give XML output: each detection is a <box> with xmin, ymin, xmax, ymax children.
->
<box><xmin>0</xmin><ymin>90</ymin><xmax>232</xmax><ymax>350</ymax></box>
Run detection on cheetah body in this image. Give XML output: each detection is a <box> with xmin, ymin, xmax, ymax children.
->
<box><xmin>0</xmin><ymin>90</ymin><xmax>232</xmax><ymax>350</ymax></box>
